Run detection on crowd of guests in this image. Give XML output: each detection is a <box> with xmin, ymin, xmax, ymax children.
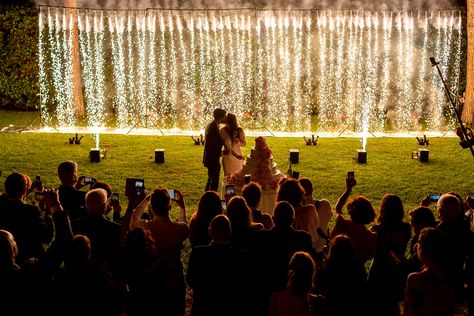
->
<box><xmin>0</xmin><ymin>160</ymin><xmax>473</xmax><ymax>316</ymax></box>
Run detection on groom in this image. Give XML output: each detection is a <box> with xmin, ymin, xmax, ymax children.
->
<box><xmin>203</xmin><ymin>108</ymin><xmax>227</xmax><ymax>192</ymax></box>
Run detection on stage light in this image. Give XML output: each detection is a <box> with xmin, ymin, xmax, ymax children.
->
<box><xmin>289</xmin><ymin>149</ymin><xmax>299</xmax><ymax>164</ymax></box>
<box><xmin>412</xmin><ymin>148</ymin><xmax>429</xmax><ymax>162</ymax></box>
<box><xmin>355</xmin><ymin>149</ymin><xmax>367</xmax><ymax>164</ymax></box>
<box><xmin>89</xmin><ymin>148</ymin><xmax>106</xmax><ymax>163</ymax></box>
<box><xmin>155</xmin><ymin>148</ymin><xmax>165</xmax><ymax>163</ymax></box>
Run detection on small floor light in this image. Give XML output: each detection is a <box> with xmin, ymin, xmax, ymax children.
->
<box><xmin>90</xmin><ymin>148</ymin><xmax>100</xmax><ymax>163</ymax></box>
<box><xmin>155</xmin><ymin>148</ymin><xmax>165</xmax><ymax>163</ymax></box>
<box><xmin>289</xmin><ymin>149</ymin><xmax>299</xmax><ymax>164</ymax></box>
<box><xmin>412</xmin><ymin>148</ymin><xmax>429</xmax><ymax>162</ymax></box>
<box><xmin>355</xmin><ymin>149</ymin><xmax>367</xmax><ymax>164</ymax></box>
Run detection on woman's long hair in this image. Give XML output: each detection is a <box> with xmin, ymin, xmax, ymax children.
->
<box><xmin>226</xmin><ymin>113</ymin><xmax>240</xmax><ymax>139</ymax></box>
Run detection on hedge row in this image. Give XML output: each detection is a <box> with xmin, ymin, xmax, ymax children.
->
<box><xmin>0</xmin><ymin>5</ymin><xmax>39</xmax><ymax>110</ymax></box>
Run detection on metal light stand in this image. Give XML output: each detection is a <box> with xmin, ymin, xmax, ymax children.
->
<box><xmin>430</xmin><ymin>57</ymin><xmax>474</xmax><ymax>158</ymax></box>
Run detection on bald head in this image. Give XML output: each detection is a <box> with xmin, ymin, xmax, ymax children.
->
<box><xmin>85</xmin><ymin>188</ymin><xmax>108</xmax><ymax>215</ymax></box>
<box><xmin>437</xmin><ymin>194</ymin><xmax>461</xmax><ymax>223</ymax></box>
<box><xmin>209</xmin><ymin>214</ymin><xmax>232</xmax><ymax>243</ymax></box>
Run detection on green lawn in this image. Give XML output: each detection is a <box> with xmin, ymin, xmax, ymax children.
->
<box><xmin>0</xmin><ymin>127</ymin><xmax>473</xmax><ymax>220</ymax></box>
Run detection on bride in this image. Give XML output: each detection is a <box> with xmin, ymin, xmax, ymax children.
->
<box><xmin>220</xmin><ymin>113</ymin><xmax>246</xmax><ymax>176</ymax></box>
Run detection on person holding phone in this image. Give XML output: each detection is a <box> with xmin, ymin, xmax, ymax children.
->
<box><xmin>91</xmin><ymin>181</ymin><xmax>123</xmax><ymax>223</ymax></box>
<box><xmin>131</xmin><ymin>187</ymin><xmax>189</xmax><ymax>316</ymax></box>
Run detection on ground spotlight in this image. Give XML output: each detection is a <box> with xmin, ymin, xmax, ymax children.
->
<box><xmin>89</xmin><ymin>148</ymin><xmax>106</xmax><ymax>163</ymax></box>
<box><xmin>412</xmin><ymin>148</ymin><xmax>429</xmax><ymax>162</ymax></box>
<box><xmin>155</xmin><ymin>149</ymin><xmax>165</xmax><ymax>163</ymax></box>
<box><xmin>289</xmin><ymin>149</ymin><xmax>299</xmax><ymax>164</ymax></box>
<box><xmin>354</xmin><ymin>149</ymin><xmax>367</xmax><ymax>164</ymax></box>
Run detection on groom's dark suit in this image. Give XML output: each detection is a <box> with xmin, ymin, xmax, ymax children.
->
<box><xmin>203</xmin><ymin>120</ymin><xmax>223</xmax><ymax>191</ymax></box>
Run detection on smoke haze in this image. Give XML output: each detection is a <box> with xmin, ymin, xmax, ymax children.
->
<box><xmin>34</xmin><ymin>0</ymin><xmax>464</xmax><ymax>10</ymax></box>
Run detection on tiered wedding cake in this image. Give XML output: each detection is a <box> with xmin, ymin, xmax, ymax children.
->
<box><xmin>228</xmin><ymin>136</ymin><xmax>285</xmax><ymax>190</ymax></box>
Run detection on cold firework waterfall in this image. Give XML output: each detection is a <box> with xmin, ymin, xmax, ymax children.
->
<box><xmin>38</xmin><ymin>7</ymin><xmax>462</xmax><ymax>134</ymax></box>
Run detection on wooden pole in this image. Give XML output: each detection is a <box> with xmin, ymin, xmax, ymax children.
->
<box><xmin>465</xmin><ymin>0</ymin><xmax>474</xmax><ymax>125</ymax></box>
<box><xmin>64</xmin><ymin>0</ymin><xmax>85</xmax><ymax>117</ymax></box>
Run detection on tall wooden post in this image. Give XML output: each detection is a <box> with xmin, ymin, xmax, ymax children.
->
<box><xmin>465</xmin><ymin>0</ymin><xmax>474</xmax><ymax>125</ymax></box>
<box><xmin>64</xmin><ymin>0</ymin><xmax>85</xmax><ymax>117</ymax></box>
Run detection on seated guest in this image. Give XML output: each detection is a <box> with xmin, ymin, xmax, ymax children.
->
<box><xmin>72</xmin><ymin>188</ymin><xmax>122</xmax><ymax>275</ymax></box>
<box><xmin>330</xmin><ymin>176</ymin><xmax>377</xmax><ymax>266</ymax></box>
<box><xmin>277</xmin><ymin>179</ymin><xmax>320</xmax><ymax>250</ymax></box>
<box><xmin>315</xmin><ymin>234</ymin><xmax>371</xmax><ymax>316</ymax></box>
<box><xmin>0</xmin><ymin>172</ymin><xmax>53</xmax><ymax>264</ymax></box>
<box><xmin>369</xmin><ymin>194</ymin><xmax>412</xmax><ymax>316</ymax></box>
<box><xmin>57</xmin><ymin>161</ymin><xmax>87</xmax><ymax>220</ymax></box>
<box><xmin>242</xmin><ymin>182</ymin><xmax>273</xmax><ymax>229</ymax></box>
<box><xmin>299</xmin><ymin>177</ymin><xmax>333</xmax><ymax>256</ymax></box>
<box><xmin>187</xmin><ymin>214</ymin><xmax>251</xmax><ymax>316</ymax></box>
<box><xmin>189</xmin><ymin>191</ymin><xmax>223</xmax><ymax>247</ymax></box>
<box><xmin>131</xmin><ymin>188</ymin><xmax>189</xmax><ymax>316</ymax></box>
<box><xmin>404</xmin><ymin>228</ymin><xmax>456</xmax><ymax>316</ymax></box>
<box><xmin>269</xmin><ymin>251</ymin><xmax>316</xmax><ymax>316</ymax></box>
<box><xmin>226</xmin><ymin>196</ymin><xmax>263</xmax><ymax>251</ymax></box>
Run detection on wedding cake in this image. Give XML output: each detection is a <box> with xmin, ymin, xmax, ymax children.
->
<box><xmin>228</xmin><ymin>136</ymin><xmax>285</xmax><ymax>190</ymax></box>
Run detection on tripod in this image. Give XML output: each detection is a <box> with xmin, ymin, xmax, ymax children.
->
<box><xmin>18</xmin><ymin>114</ymin><xmax>41</xmax><ymax>133</ymax></box>
<box><xmin>430</xmin><ymin>57</ymin><xmax>474</xmax><ymax>158</ymax></box>
<box><xmin>127</xmin><ymin>113</ymin><xmax>164</xmax><ymax>135</ymax></box>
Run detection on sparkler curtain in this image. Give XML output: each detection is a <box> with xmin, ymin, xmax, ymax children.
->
<box><xmin>39</xmin><ymin>6</ymin><xmax>463</xmax><ymax>133</ymax></box>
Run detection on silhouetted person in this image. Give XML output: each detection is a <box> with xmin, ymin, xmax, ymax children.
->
<box><xmin>269</xmin><ymin>251</ymin><xmax>317</xmax><ymax>316</ymax></box>
<box><xmin>72</xmin><ymin>188</ymin><xmax>122</xmax><ymax>275</ymax></box>
<box><xmin>131</xmin><ymin>187</ymin><xmax>189</xmax><ymax>316</ymax></box>
<box><xmin>253</xmin><ymin>201</ymin><xmax>316</xmax><ymax>316</ymax></box>
<box><xmin>187</xmin><ymin>214</ymin><xmax>251</xmax><ymax>316</ymax></box>
<box><xmin>57</xmin><ymin>161</ymin><xmax>87</xmax><ymax>220</ymax></box>
<box><xmin>242</xmin><ymin>182</ymin><xmax>273</xmax><ymax>229</ymax></box>
<box><xmin>316</xmin><ymin>234</ymin><xmax>371</xmax><ymax>316</ymax></box>
<box><xmin>203</xmin><ymin>108</ymin><xmax>227</xmax><ymax>192</ymax></box>
<box><xmin>0</xmin><ymin>172</ymin><xmax>53</xmax><ymax>264</ymax></box>
<box><xmin>330</xmin><ymin>177</ymin><xmax>377</xmax><ymax>266</ymax></box>
<box><xmin>369</xmin><ymin>194</ymin><xmax>411</xmax><ymax>316</ymax></box>
<box><xmin>436</xmin><ymin>193</ymin><xmax>472</xmax><ymax>304</ymax></box>
<box><xmin>50</xmin><ymin>235</ymin><xmax>123</xmax><ymax>316</ymax></box>
<box><xmin>189</xmin><ymin>191</ymin><xmax>223</xmax><ymax>247</ymax></box>
<box><xmin>406</xmin><ymin>207</ymin><xmax>436</xmax><ymax>274</ymax></box>
<box><xmin>404</xmin><ymin>228</ymin><xmax>456</xmax><ymax>316</ymax></box>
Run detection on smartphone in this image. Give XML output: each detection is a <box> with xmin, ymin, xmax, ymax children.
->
<box><xmin>292</xmin><ymin>171</ymin><xmax>300</xmax><ymax>179</ymax></box>
<box><xmin>84</xmin><ymin>177</ymin><xmax>96</xmax><ymax>184</ymax></box>
<box><xmin>33</xmin><ymin>175</ymin><xmax>42</xmax><ymax>189</ymax></box>
<box><xmin>125</xmin><ymin>178</ymin><xmax>145</xmax><ymax>196</ymax></box>
<box><xmin>168</xmin><ymin>189</ymin><xmax>175</xmax><ymax>200</ymax></box>
<box><xmin>221</xmin><ymin>199</ymin><xmax>227</xmax><ymax>210</ymax></box>
<box><xmin>244</xmin><ymin>174</ymin><xmax>251</xmax><ymax>184</ymax></box>
<box><xmin>34</xmin><ymin>191</ymin><xmax>44</xmax><ymax>201</ymax></box>
<box><xmin>226</xmin><ymin>184</ymin><xmax>235</xmax><ymax>196</ymax></box>
<box><xmin>429</xmin><ymin>193</ymin><xmax>441</xmax><ymax>202</ymax></box>
<box><xmin>347</xmin><ymin>171</ymin><xmax>355</xmax><ymax>180</ymax></box>
<box><xmin>111</xmin><ymin>192</ymin><xmax>119</xmax><ymax>202</ymax></box>
<box><xmin>347</xmin><ymin>171</ymin><xmax>355</xmax><ymax>185</ymax></box>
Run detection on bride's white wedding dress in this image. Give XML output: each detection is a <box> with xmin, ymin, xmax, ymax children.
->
<box><xmin>219</xmin><ymin>126</ymin><xmax>246</xmax><ymax>176</ymax></box>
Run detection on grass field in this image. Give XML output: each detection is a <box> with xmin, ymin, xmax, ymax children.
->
<box><xmin>1</xmin><ymin>109</ymin><xmax>473</xmax><ymax>221</ymax></box>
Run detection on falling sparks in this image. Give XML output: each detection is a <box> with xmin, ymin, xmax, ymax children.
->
<box><xmin>39</xmin><ymin>8</ymin><xmax>462</xmax><ymax>133</ymax></box>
